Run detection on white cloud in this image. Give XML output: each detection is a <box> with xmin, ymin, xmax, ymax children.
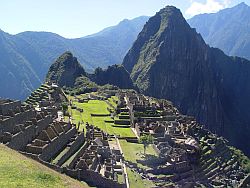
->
<box><xmin>186</xmin><ymin>0</ymin><xmax>231</xmax><ymax>17</ymax></box>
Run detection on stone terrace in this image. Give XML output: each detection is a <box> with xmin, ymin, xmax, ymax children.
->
<box><xmin>26</xmin><ymin>83</ymin><xmax>67</xmax><ymax>108</ymax></box>
<box><xmin>67</xmin><ymin>124</ymin><xmax>125</xmax><ymax>186</ymax></box>
<box><xmin>24</xmin><ymin>121</ymin><xmax>82</xmax><ymax>162</ymax></box>
<box><xmin>117</xmin><ymin>91</ymin><xmax>249</xmax><ymax>187</ymax></box>
<box><xmin>1</xmin><ymin>88</ymin><xmax>249</xmax><ymax>188</ymax></box>
<box><xmin>0</xmin><ymin>87</ymin><xmax>126</xmax><ymax>188</ymax></box>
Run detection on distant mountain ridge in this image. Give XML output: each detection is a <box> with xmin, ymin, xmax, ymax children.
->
<box><xmin>188</xmin><ymin>2</ymin><xmax>250</xmax><ymax>60</ymax></box>
<box><xmin>0</xmin><ymin>16</ymin><xmax>149</xmax><ymax>100</ymax></box>
<box><xmin>122</xmin><ymin>5</ymin><xmax>250</xmax><ymax>156</ymax></box>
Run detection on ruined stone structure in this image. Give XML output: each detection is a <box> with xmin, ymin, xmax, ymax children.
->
<box><xmin>0</xmin><ymin>87</ymin><xmax>249</xmax><ymax>187</ymax></box>
<box><xmin>116</xmin><ymin>91</ymin><xmax>250</xmax><ymax>187</ymax></box>
<box><xmin>0</xmin><ymin>94</ymin><xmax>126</xmax><ymax>188</ymax></box>
<box><xmin>66</xmin><ymin>124</ymin><xmax>125</xmax><ymax>187</ymax></box>
<box><xmin>26</xmin><ymin>83</ymin><xmax>67</xmax><ymax>108</ymax></box>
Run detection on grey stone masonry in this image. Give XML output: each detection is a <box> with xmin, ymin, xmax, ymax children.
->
<box><xmin>7</xmin><ymin>115</ymin><xmax>53</xmax><ymax>150</ymax></box>
<box><xmin>56</xmin><ymin>132</ymin><xmax>85</xmax><ymax>166</ymax></box>
<box><xmin>0</xmin><ymin>109</ymin><xmax>36</xmax><ymax>133</ymax></box>
<box><xmin>0</xmin><ymin>100</ymin><xmax>21</xmax><ymax>116</ymax></box>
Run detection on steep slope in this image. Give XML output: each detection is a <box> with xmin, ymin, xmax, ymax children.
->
<box><xmin>46</xmin><ymin>52</ymin><xmax>133</xmax><ymax>90</ymax></box>
<box><xmin>188</xmin><ymin>2</ymin><xmax>250</xmax><ymax>60</ymax></box>
<box><xmin>89</xmin><ymin>64</ymin><xmax>134</xmax><ymax>89</ymax></box>
<box><xmin>0</xmin><ymin>30</ymin><xmax>42</xmax><ymax>100</ymax></box>
<box><xmin>0</xmin><ymin>16</ymin><xmax>148</xmax><ymax>100</ymax></box>
<box><xmin>123</xmin><ymin>6</ymin><xmax>250</xmax><ymax>156</ymax></box>
<box><xmin>0</xmin><ymin>144</ymin><xmax>88</xmax><ymax>187</ymax></box>
<box><xmin>45</xmin><ymin>52</ymin><xmax>86</xmax><ymax>87</ymax></box>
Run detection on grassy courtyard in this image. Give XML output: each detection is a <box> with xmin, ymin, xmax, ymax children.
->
<box><xmin>0</xmin><ymin>144</ymin><xmax>88</xmax><ymax>188</ymax></box>
<box><xmin>119</xmin><ymin>140</ymin><xmax>159</xmax><ymax>169</ymax></box>
<box><xmin>127</xmin><ymin>168</ymin><xmax>155</xmax><ymax>188</ymax></box>
<box><xmin>67</xmin><ymin>95</ymin><xmax>135</xmax><ymax>138</ymax></box>
<box><xmin>119</xmin><ymin>140</ymin><xmax>157</xmax><ymax>187</ymax></box>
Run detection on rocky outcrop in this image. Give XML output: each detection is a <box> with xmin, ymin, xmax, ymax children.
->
<box><xmin>45</xmin><ymin>51</ymin><xmax>86</xmax><ymax>87</ymax></box>
<box><xmin>46</xmin><ymin>52</ymin><xmax>134</xmax><ymax>90</ymax></box>
<box><xmin>89</xmin><ymin>65</ymin><xmax>134</xmax><ymax>89</ymax></box>
<box><xmin>123</xmin><ymin>6</ymin><xmax>250</xmax><ymax>156</ymax></box>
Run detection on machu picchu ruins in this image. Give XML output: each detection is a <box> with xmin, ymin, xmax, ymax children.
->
<box><xmin>1</xmin><ymin>2</ymin><xmax>250</xmax><ymax>188</ymax></box>
<box><xmin>0</xmin><ymin>82</ymin><xmax>249</xmax><ymax>188</ymax></box>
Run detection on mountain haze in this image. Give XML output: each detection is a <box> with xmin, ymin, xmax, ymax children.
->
<box><xmin>123</xmin><ymin>5</ymin><xmax>250</xmax><ymax>156</ymax></box>
<box><xmin>0</xmin><ymin>31</ymin><xmax>42</xmax><ymax>99</ymax></box>
<box><xmin>0</xmin><ymin>16</ymin><xmax>148</xmax><ymax>100</ymax></box>
<box><xmin>188</xmin><ymin>2</ymin><xmax>250</xmax><ymax>60</ymax></box>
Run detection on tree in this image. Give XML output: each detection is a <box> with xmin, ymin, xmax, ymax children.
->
<box><xmin>139</xmin><ymin>134</ymin><xmax>153</xmax><ymax>154</ymax></box>
<box><xmin>61</xmin><ymin>102</ymin><xmax>68</xmax><ymax>115</ymax></box>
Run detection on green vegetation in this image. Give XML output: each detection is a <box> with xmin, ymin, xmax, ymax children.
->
<box><xmin>68</xmin><ymin>95</ymin><xmax>135</xmax><ymax>137</ymax></box>
<box><xmin>230</xmin><ymin>147</ymin><xmax>250</xmax><ymax>173</ymax></box>
<box><xmin>107</xmin><ymin>96</ymin><xmax>118</xmax><ymax>108</ymax></box>
<box><xmin>91</xmin><ymin>64</ymin><xmax>134</xmax><ymax>89</ymax></box>
<box><xmin>139</xmin><ymin>134</ymin><xmax>154</xmax><ymax>154</ymax></box>
<box><xmin>25</xmin><ymin>83</ymin><xmax>52</xmax><ymax>106</ymax></box>
<box><xmin>127</xmin><ymin>168</ymin><xmax>155</xmax><ymax>188</ymax></box>
<box><xmin>0</xmin><ymin>144</ymin><xmax>88</xmax><ymax>188</ymax></box>
<box><xmin>61</xmin><ymin>102</ymin><xmax>69</xmax><ymax>115</ymax></box>
<box><xmin>120</xmin><ymin>140</ymin><xmax>158</xmax><ymax>169</ymax></box>
<box><xmin>120</xmin><ymin>140</ymin><xmax>157</xmax><ymax>187</ymax></box>
<box><xmin>46</xmin><ymin>52</ymin><xmax>86</xmax><ymax>88</ymax></box>
<box><xmin>51</xmin><ymin>147</ymin><xmax>70</xmax><ymax>165</ymax></box>
<box><xmin>0</xmin><ymin>16</ymin><xmax>148</xmax><ymax>100</ymax></box>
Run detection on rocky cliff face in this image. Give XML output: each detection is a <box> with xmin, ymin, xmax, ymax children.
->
<box><xmin>123</xmin><ymin>6</ymin><xmax>250</xmax><ymax>156</ymax></box>
<box><xmin>45</xmin><ymin>51</ymin><xmax>86</xmax><ymax>87</ymax></box>
<box><xmin>89</xmin><ymin>64</ymin><xmax>134</xmax><ymax>89</ymax></box>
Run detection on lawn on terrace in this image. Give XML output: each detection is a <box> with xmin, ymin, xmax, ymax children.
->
<box><xmin>127</xmin><ymin>168</ymin><xmax>155</xmax><ymax>188</ymax></box>
<box><xmin>119</xmin><ymin>140</ymin><xmax>157</xmax><ymax>187</ymax></box>
<box><xmin>0</xmin><ymin>144</ymin><xmax>88</xmax><ymax>188</ymax></box>
<box><xmin>67</xmin><ymin>95</ymin><xmax>135</xmax><ymax>137</ymax></box>
<box><xmin>119</xmin><ymin>140</ymin><xmax>159</xmax><ymax>169</ymax></box>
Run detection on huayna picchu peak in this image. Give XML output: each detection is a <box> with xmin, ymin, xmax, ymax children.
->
<box><xmin>0</xmin><ymin>2</ymin><xmax>250</xmax><ymax>188</ymax></box>
<box><xmin>123</xmin><ymin>5</ymin><xmax>250</xmax><ymax>157</ymax></box>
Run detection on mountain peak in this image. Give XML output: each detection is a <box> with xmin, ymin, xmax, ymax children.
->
<box><xmin>123</xmin><ymin>4</ymin><xmax>250</xmax><ymax>157</ymax></box>
<box><xmin>230</xmin><ymin>2</ymin><xmax>249</xmax><ymax>11</ymax></box>
<box><xmin>123</xmin><ymin>5</ymin><xmax>201</xmax><ymax>73</ymax></box>
<box><xmin>157</xmin><ymin>6</ymin><xmax>186</xmax><ymax>28</ymax></box>
<box><xmin>159</xmin><ymin>5</ymin><xmax>182</xmax><ymax>15</ymax></box>
<box><xmin>238</xmin><ymin>2</ymin><xmax>248</xmax><ymax>7</ymax></box>
<box><xmin>57</xmin><ymin>51</ymin><xmax>73</xmax><ymax>62</ymax></box>
<box><xmin>46</xmin><ymin>52</ymin><xmax>86</xmax><ymax>87</ymax></box>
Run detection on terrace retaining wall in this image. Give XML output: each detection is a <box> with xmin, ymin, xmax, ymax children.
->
<box><xmin>39</xmin><ymin>128</ymin><xmax>77</xmax><ymax>161</ymax></box>
<box><xmin>57</xmin><ymin>133</ymin><xmax>85</xmax><ymax>166</ymax></box>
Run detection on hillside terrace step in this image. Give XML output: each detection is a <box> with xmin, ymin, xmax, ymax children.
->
<box><xmin>39</xmin><ymin>127</ymin><xmax>77</xmax><ymax>161</ymax></box>
<box><xmin>205</xmin><ymin>166</ymin><xmax>220</xmax><ymax>179</ymax></box>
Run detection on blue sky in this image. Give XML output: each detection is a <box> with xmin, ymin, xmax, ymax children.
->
<box><xmin>0</xmin><ymin>0</ymin><xmax>248</xmax><ymax>38</ymax></box>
